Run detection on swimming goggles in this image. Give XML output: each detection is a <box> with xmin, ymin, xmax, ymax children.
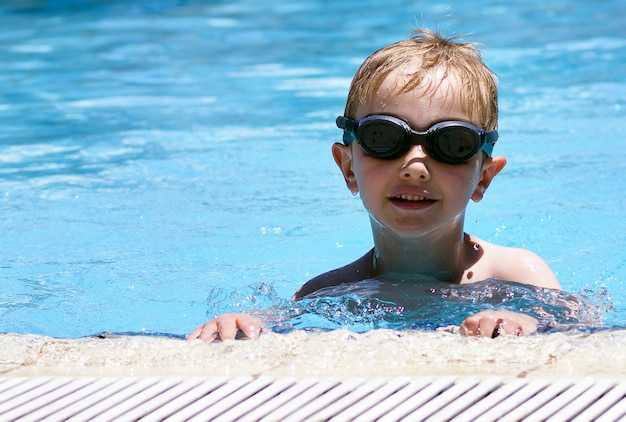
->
<box><xmin>336</xmin><ymin>115</ymin><xmax>498</xmax><ymax>164</ymax></box>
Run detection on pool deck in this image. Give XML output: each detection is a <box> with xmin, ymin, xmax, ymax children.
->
<box><xmin>2</xmin><ymin>329</ymin><xmax>626</xmax><ymax>420</ymax></box>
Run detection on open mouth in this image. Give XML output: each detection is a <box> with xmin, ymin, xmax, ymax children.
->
<box><xmin>391</xmin><ymin>194</ymin><xmax>436</xmax><ymax>207</ymax></box>
<box><xmin>396</xmin><ymin>194</ymin><xmax>428</xmax><ymax>202</ymax></box>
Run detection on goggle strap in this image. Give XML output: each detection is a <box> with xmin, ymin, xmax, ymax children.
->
<box><xmin>483</xmin><ymin>142</ymin><xmax>495</xmax><ymax>157</ymax></box>
<box><xmin>342</xmin><ymin>131</ymin><xmax>356</xmax><ymax>144</ymax></box>
<box><xmin>482</xmin><ymin>130</ymin><xmax>498</xmax><ymax>157</ymax></box>
<box><xmin>484</xmin><ymin>130</ymin><xmax>499</xmax><ymax>144</ymax></box>
<box><xmin>336</xmin><ymin>116</ymin><xmax>358</xmax><ymax>145</ymax></box>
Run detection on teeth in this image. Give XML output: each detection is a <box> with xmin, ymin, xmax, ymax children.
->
<box><xmin>398</xmin><ymin>194</ymin><xmax>427</xmax><ymax>201</ymax></box>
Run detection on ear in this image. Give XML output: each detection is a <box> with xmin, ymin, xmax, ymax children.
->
<box><xmin>332</xmin><ymin>142</ymin><xmax>359</xmax><ymax>194</ymax></box>
<box><xmin>471</xmin><ymin>156</ymin><xmax>506</xmax><ymax>202</ymax></box>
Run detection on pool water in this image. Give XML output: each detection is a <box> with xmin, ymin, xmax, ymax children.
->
<box><xmin>0</xmin><ymin>0</ymin><xmax>625</xmax><ymax>339</ymax></box>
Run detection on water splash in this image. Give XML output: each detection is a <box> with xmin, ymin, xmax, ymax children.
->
<box><xmin>204</xmin><ymin>278</ymin><xmax>613</xmax><ymax>334</ymax></box>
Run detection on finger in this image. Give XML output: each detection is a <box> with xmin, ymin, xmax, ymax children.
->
<box><xmin>237</xmin><ymin>316</ymin><xmax>265</xmax><ymax>339</ymax></box>
<box><xmin>187</xmin><ymin>322</ymin><xmax>215</xmax><ymax>341</ymax></box>
<box><xmin>198</xmin><ymin>321</ymin><xmax>220</xmax><ymax>342</ymax></box>
<box><xmin>215</xmin><ymin>314</ymin><xmax>246</xmax><ymax>341</ymax></box>
<box><xmin>477</xmin><ymin>319</ymin><xmax>499</xmax><ymax>338</ymax></box>
<box><xmin>497</xmin><ymin>315</ymin><xmax>538</xmax><ymax>337</ymax></box>
<box><xmin>521</xmin><ymin>317</ymin><xmax>539</xmax><ymax>335</ymax></box>
<box><xmin>459</xmin><ymin>317</ymin><xmax>479</xmax><ymax>336</ymax></box>
<box><xmin>187</xmin><ymin>321</ymin><xmax>220</xmax><ymax>343</ymax></box>
<box><xmin>508</xmin><ymin>320</ymin><xmax>537</xmax><ymax>336</ymax></box>
<box><xmin>437</xmin><ymin>325</ymin><xmax>459</xmax><ymax>334</ymax></box>
<box><xmin>186</xmin><ymin>326</ymin><xmax>203</xmax><ymax>341</ymax></box>
<box><xmin>523</xmin><ymin>322</ymin><xmax>538</xmax><ymax>335</ymax></box>
<box><xmin>214</xmin><ymin>317</ymin><xmax>241</xmax><ymax>341</ymax></box>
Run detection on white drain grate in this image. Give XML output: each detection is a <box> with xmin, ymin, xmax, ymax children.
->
<box><xmin>1</xmin><ymin>376</ymin><xmax>626</xmax><ymax>421</ymax></box>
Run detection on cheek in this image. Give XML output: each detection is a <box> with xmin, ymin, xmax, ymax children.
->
<box><xmin>442</xmin><ymin>164</ymin><xmax>482</xmax><ymax>195</ymax></box>
<box><xmin>461</xmin><ymin>159</ymin><xmax>483</xmax><ymax>183</ymax></box>
<box><xmin>354</xmin><ymin>165</ymin><xmax>388</xmax><ymax>196</ymax></box>
<box><xmin>352</xmin><ymin>160</ymin><xmax>392</xmax><ymax>210</ymax></box>
<box><xmin>352</xmin><ymin>153</ymin><xmax>390</xmax><ymax>186</ymax></box>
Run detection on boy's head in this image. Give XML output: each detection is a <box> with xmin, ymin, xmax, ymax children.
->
<box><xmin>344</xmin><ymin>28</ymin><xmax>498</xmax><ymax>131</ymax></box>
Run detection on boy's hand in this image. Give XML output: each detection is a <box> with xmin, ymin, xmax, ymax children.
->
<box><xmin>459</xmin><ymin>310</ymin><xmax>538</xmax><ymax>337</ymax></box>
<box><xmin>187</xmin><ymin>313</ymin><xmax>266</xmax><ymax>342</ymax></box>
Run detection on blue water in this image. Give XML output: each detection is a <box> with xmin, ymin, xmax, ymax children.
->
<box><xmin>0</xmin><ymin>0</ymin><xmax>625</xmax><ymax>338</ymax></box>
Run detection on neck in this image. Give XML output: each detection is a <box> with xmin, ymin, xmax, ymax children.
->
<box><xmin>370</xmin><ymin>219</ymin><xmax>469</xmax><ymax>283</ymax></box>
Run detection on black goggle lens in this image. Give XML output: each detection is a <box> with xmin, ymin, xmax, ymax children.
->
<box><xmin>358</xmin><ymin>121</ymin><xmax>408</xmax><ymax>158</ymax></box>
<box><xmin>429</xmin><ymin>127</ymin><xmax>480</xmax><ymax>164</ymax></box>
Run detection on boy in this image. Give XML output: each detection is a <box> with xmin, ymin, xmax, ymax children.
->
<box><xmin>188</xmin><ymin>28</ymin><xmax>561</xmax><ymax>342</ymax></box>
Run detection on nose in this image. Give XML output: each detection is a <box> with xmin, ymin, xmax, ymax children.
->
<box><xmin>399</xmin><ymin>145</ymin><xmax>431</xmax><ymax>181</ymax></box>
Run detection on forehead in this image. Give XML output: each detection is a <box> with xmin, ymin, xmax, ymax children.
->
<box><xmin>355</xmin><ymin>65</ymin><xmax>469</xmax><ymax>124</ymax></box>
<box><xmin>380</xmin><ymin>65</ymin><xmax>461</xmax><ymax>101</ymax></box>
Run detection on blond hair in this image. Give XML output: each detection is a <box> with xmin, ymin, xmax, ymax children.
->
<box><xmin>344</xmin><ymin>28</ymin><xmax>498</xmax><ymax>130</ymax></box>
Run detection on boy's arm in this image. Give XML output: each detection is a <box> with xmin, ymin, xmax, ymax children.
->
<box><xmin>456</xmin><ymin>244</ymin><xmax>560</xmax><ymax>337</ymax></box>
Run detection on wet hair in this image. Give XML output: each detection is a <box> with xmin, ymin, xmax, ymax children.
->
<box><xmin>344</xmin><ymin>28</ymin><xmax>498</xmax><ymax>131</ymax></box>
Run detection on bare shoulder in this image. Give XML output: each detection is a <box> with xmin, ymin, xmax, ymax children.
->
<box><xmin>471</xmin><ymin>236</ymin><xmax>561</xmax><ymax>289</ymax></box>
<box><xmin>291</xmin><ymin>249</ymin><xmax>376</xmax><ymax>300</ymax></box>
